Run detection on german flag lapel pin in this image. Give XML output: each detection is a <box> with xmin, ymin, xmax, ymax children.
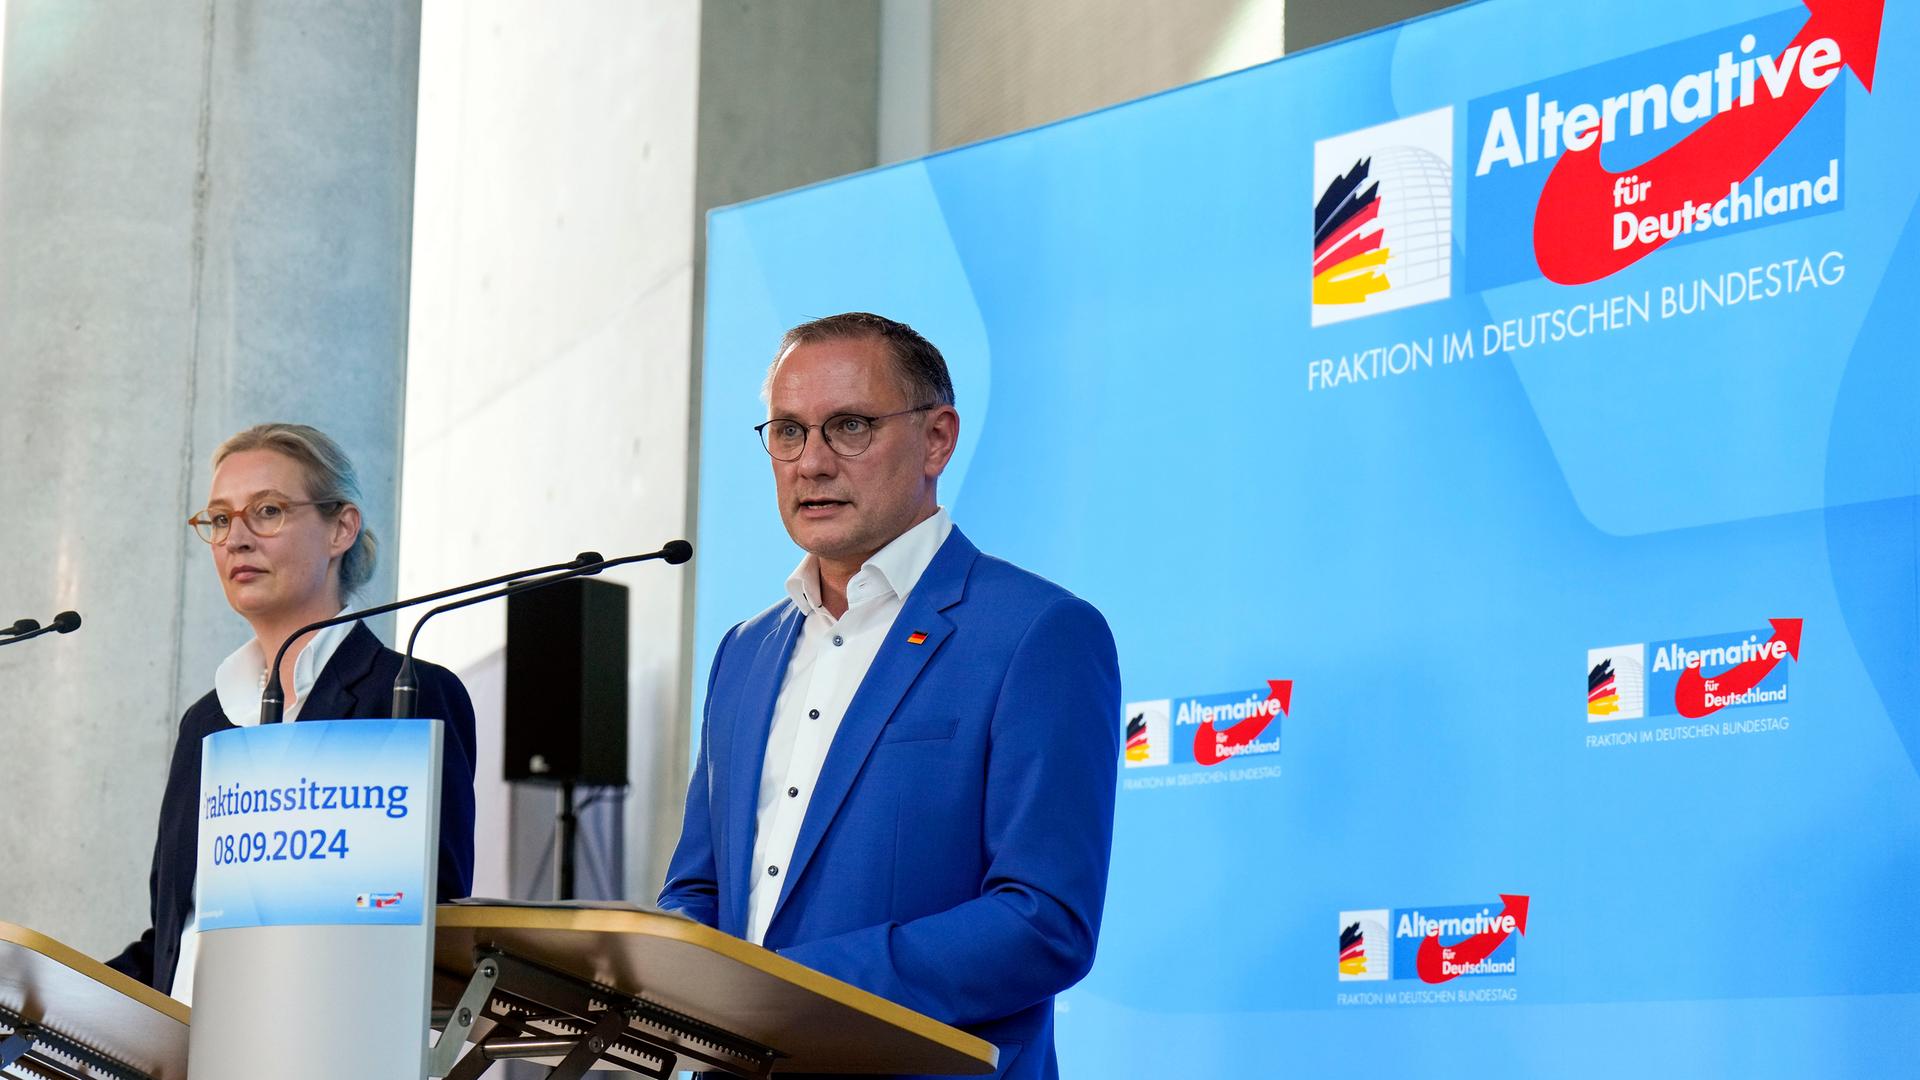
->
<box><xmin>906</xmin><ymin>630</ymin><xmax>929</xmax><ymax>646</ymax></box>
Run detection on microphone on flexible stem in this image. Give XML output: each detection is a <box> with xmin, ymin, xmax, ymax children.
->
<box><xmin>390</xmin><ymin>539</ymin><xmax>693</xmax><ymax>718</ymax></box>
<box><xmin>0</xmin><ymin>611</ymin><xmax>82</xmax><ymax>648</ymax></box>
<box><xmin>258</xmin><ymin>552</ymin><xmax>604</xmax><ymax>725</ymax></box>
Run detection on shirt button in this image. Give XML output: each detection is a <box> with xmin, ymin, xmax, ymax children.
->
<box><xmin>767</xmin><ymin>865</ymin><xmax>780</xmax><ymax>877</ymax></box>
<box><xmin>787</xmin><ymin>786</ymin><xmax>799</xmax><ymax>798</ymax></box>
<box><xmin>808</xmin><ymin>708</ymin><xmax>820</xmax><ymax>719</ymax></box>
<box><xmin>832</xmin><ymin>635</ymin><xmax>844</xmax><ymax>647</ymax></box>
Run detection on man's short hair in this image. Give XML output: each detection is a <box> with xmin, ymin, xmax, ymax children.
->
<box><xmin>768</xmin><ymin>312</ymin><xmax>956</xmax><ymax>408</ymax></box>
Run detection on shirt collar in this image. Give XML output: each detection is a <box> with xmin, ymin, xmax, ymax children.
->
<box><xmin>784</xmin><ymin>507</ymin><xmax>953</xmax><ymax>617</ymax></box>
<box><xmin>214</xmin><ymin>609</ymin><xmax>356</xmax><ymax>726</ymax></box>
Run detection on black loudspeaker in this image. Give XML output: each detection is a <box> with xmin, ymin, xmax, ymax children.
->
<box><xmin>504</xmin><ymin>577</ymin><xmax>629</xmax><ymax>785</ymax></box>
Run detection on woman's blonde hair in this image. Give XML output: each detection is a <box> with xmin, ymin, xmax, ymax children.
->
<box><xmin>212</xmin><ymin>423</ymin><xmax>377</xmax><ymax>597</ymax></box>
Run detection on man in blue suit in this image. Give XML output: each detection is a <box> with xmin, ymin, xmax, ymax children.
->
<box><xmin>661</xmin><ymin>312</ymin><xmax>1120</xmax><ymax>1079</ymax></box>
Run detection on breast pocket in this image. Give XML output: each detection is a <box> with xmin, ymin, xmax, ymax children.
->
<box><xmin>876</xmin><ymin>715</ymin><xmax>958</xmax><ymax>743</ymax></box>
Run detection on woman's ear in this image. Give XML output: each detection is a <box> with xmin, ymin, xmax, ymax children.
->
<box><xmin>330</xmin><ymin>503</ymin><xmax>362</xmax><ymax>559</ymax></box>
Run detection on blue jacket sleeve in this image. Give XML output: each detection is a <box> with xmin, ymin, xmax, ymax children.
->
<box><xmin>104</xmin><ymin>698</ymin><xmax>206</xmax><ymax>988</ymax></box>
<box><xmin>420</xmin><ymin>664</ymin><xmax>478</xmax><ymax>900</ymax></box>
<box><xmin>103</xmin><ymin>814</ymin><xmax>167</xmax><ymax>986</ymax></box>
<box><xmin>776</xmin><ymin>596</ymin><xmax>1121</xmax><ymax>1028</ymax></box>
<box><xmin>658</xmin><ymin>625</ymin><xmax>736</xmax><ymax>927</ymax></box>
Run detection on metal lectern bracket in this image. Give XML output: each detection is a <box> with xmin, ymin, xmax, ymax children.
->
<box><xmin>429</xmin><ymin>946</ymin><xmax>781</xmax><ymax>1080</ymax></box>
<box><xmin>544</xmin><ymin>1006</ymin><xmax>630</xmax><ymax>1080</ymax></box>
<box><xmin>427</xmin><ymin>955</ymin><xmax>501</xmax><ymax>1077</ymax></box>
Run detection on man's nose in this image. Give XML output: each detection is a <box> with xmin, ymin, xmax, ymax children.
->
<box><xmin>793</xmin><ymin>426</ymin><xmax>839</xmax><ymax>475</ymax></box>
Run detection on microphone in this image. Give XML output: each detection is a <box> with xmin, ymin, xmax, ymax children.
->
<box><xmin>258</xmin><ymin>553</ymin><xmax>604</xmax><ymax>725</ymax></box>
<box><xmin>0</xmin><ymin>610</ymin><xmax>82</xmax><ymax>648</ymax></box>
<box><xmin>390</xmin><ymin>540</ymin><xmax>693</xmax><ymax>717</ymax></box>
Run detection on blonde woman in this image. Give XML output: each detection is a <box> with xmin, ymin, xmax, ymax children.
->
<box><xmin>107</xmin><ymin>423</ymin><xmax>476</xmax><ymax>1002</ymax></box>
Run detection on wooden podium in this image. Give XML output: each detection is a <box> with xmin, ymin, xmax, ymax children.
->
<box><xmin>0</xmin><ymin>922</ymin><xmax>189</xmax><ymax>1080</ymax></box>
<box><xmin>431</xmin><ymin>904</ymin><xmax>998</xmax><ymax>1079</ymax></box>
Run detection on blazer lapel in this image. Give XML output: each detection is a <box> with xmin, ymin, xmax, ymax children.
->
<box><xmin>770</xmin><ymin>530</ymin><xmax>978</xmax><ymax>924</ymax></box>
<box><xmin>721</xmin><ymin>604</ymin><xmax>805</xmax><ymax>936</ymax></box>
<box><xmin>297</xmin><ymin>622</ymin><xmax>378</xmax><ymax>722</ymax></box>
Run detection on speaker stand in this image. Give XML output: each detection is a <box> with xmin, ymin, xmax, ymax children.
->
<box><xmin>556</xmin><ymin>780</ymin><xmax>578</xmax><ymax>900</ymax></box>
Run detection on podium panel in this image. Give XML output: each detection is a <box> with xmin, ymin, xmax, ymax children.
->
<box><xmin>190</xmin><ymin>925</ymin><xmax>434</xmax><ymax>1080</ymax></box>
<box><xmin>188</xmin><ymin>718</ymin><xmax>444</xmax><ymax>1080</ymax></box>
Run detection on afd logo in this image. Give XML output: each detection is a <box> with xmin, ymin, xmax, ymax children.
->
<box><xmin>1464</xmin><ymin>2</ymin><xmax>1878</xmax><ymax>288</ymax></box>
<box><xmin>1311</xmin><ymin>108</ymin><xmax>1453</xmax><ymax>327</ymax></box>
<box><xmin>1589</xmin><ymin>618</ymin><xmax>1800</xmax><ymax>722</ymax></box>
<box><xmin>355</xmin><ymin>891</ymin><xmax>404</xmax><ymax>910</ymax></box>
<box><xmin>1342</xmin><ymin>895</ymin><xmax>1530</xmax><ymax>983</ymax></box>
<box><xmin>1123</xmin><ymin>680</ymin><xmax>1291</xmax><ymax>768</ymax></box>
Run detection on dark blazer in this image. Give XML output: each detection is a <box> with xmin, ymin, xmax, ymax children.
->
<box><xmin>105</xmin><ymin>622</ymin><xmax>478</xmax><ymax>992</ymax></box>
<box><xmin>660</xmin><ymin>528</ymin><xmax>1121</xmax><ymax>1080</ymax></box>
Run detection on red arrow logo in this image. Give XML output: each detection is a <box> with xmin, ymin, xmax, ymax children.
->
<box><xmin>1415</xmin><ymin>894</ymin><xmax>1529</xmax><ymax>984</ymax></box>
<box><xmin>1675</xmin><ymin>618</ymin><xmax>1802</xmax><ymax>718</ymax></box>
<box><xmin>1192</xmin><ymin>680</ymin><xmax>1291</xmax><ymax>767</ymax></box>
<box><xmin>1532</xmin><ymin>0</ymin><xmax>1883</xmax><ymax>284</ymax></box>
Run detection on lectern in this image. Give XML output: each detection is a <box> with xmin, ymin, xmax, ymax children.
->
<box><xmin>431</xmin><ymin>904</ymin><xmax>998</xmax><ymax>1078</ymax></box>
<box><xmin>0</xmin><ymin>921</ymin><xmax>189</xmax><ymax>1080</ymax></box>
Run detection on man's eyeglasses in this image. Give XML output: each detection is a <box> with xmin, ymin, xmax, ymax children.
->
<box><xmin>188</xmin><ymin>498</ymin><xmax>337</xmax><ymax>544</ymax></box>
<box><xmin>754</xmin><ymin>405</ymin><xmax>935</xmax><ymax>462</ymax></box>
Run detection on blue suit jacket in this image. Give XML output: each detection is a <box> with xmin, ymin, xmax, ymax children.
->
<box><xmin>660</xmin><ymin>528</ymin><xmax>1120</xmax><ymax>1080</ymax></box>
<box><xmin>106</xmin><ymin>622</ymin><xmax>478</xmax><ymax>992</ymax></box>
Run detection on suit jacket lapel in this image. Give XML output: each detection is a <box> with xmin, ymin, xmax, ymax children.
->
<box><xmin>771</xmin><ymin>530</ymin><xmax>978</xmax><ymax>924</ymax></box>
<box><xmin>297</xmin><ymin>622</ymin><xmax>378</xmax><ymax>722</ymax></box>
<box><xmin>721</xmin><ymin>604</ymin><xmax>805</xmax><ymax>936</ymax></box>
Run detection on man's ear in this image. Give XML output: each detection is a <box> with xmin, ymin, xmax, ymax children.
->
<box><xmin>923</xmin><ymin>406</ymin><xmax>960</xmax><ymax>478</ymax></box>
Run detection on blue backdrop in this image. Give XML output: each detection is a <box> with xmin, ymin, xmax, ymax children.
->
<box><xmin>696</xmin><ymin>0</ymin><xmax>1920</xmax><ymax>1074</ymax></box>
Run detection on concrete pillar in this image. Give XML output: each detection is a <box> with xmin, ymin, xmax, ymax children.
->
<box><xmin>0</xmin><ymin>0</ymin><xmax>420</xmax><ymax>958</ymax></box>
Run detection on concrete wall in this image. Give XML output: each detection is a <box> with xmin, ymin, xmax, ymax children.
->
<box><xmin>0</xmin><ymin>0</ymin><xmax>419</xmax><ymax>957</ymax></box>
<box><xmin>930</xmin><ymin>0</ymin><xmax>1286</xmax><ymax>151</ymax></box>
<box><xmin>399</xmin><ymin>0</ymin><xmax>703</xmax><ymax>901</ymax></box>
<box><xmin>1284</xmin><ymin>0</ymin><xmax>1462</xmax><ymax>53</ymax></box>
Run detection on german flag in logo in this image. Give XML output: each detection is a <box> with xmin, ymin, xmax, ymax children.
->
<box><xmin>1313</xmin><ymin>157</ymin><xmax>1389</xmax><ymax>306</ymax></box>
<box><xmin>1125</xmin><ymin>711</ymin><xmax>1150</xmax><ymax>763</ymax></box>
<box><xmin>1339</xmin><ymin>921</ymin><xmax>1368</xmax><ymax>977</ymax></box>
<box><xmin>1588</xmin><ymin>658</ymin><xmax>1619</xmax><ymax>716</ymax></box>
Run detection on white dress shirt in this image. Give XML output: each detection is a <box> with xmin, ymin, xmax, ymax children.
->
<box><xmin>745</xmin><ymin>508</ymin><xmax>953</xmax><ymax>946</ymax></box>
<box><xmin>172</xmin><ymin>611</ymin><xmax>354</xmax><ymax>1004</ymax></box>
